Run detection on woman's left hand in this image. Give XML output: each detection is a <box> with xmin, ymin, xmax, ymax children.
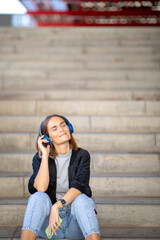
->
<box><xmin>48</xmin><ymin>203</ymin><xmax>61</xmax><ymax>237</ymax></box>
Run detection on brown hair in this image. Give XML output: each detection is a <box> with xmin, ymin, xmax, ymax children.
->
<box><xmin>36</xmin><ymin>114</ymin><xmax>78</xmax><ymax>158</ymax></box>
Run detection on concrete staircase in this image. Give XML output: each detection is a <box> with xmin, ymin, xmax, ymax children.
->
<box><xmin>0</xmin><ymin>27</ymin><xmax>160</xmax><ymax>240</ymax></box>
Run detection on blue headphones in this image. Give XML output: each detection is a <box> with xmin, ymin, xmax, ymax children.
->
<box><xmin>39</xmin><ymin>115</ymin><xmax>74</xmax><ymax>146</ymax></box>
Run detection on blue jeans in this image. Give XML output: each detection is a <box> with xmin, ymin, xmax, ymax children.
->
<box><xmin>22</xmin><ymin>192</ymin><xmax>100</xmax><ymax>239</ymax></box>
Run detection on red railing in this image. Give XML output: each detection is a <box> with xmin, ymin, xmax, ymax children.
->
<box><xmin>20</xmin><ymin>0</ymin><xmax>160</xmax><ymax>26</ymax></box>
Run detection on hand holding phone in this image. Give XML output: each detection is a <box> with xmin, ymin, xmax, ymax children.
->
<box><xmin>45</xmin><ymin>216</ymin><xmax>62</xmax><ymax>239</ymax></box>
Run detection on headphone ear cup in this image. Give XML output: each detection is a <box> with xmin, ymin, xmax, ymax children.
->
<box><xmin>68</xmin><ymin>123</ymin><xmax>74</xmax><ymax>134</ymax></box>
<box><xmin>61</xmin><ymin>116</ymin><xmax>74</xmax><ymax>134</ymax></box>
<box><xmin>42</xmin><ymin>135</ymin><xmax>52</xmax><ymax>146</ymax></box>
<box><xmin>39</xmin><ymin>121</ymin><xmax>52</xmax><ymax>146</ymax></box>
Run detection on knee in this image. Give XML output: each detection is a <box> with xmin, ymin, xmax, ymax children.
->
<box><xmin>29</xmin><ymin>191</ymin><xmax>49</xmax><ymax>201</ymax></box>
<box><xmin>72</xmin><ymin>194</ymin><xmax>95</xmax><ymax>211</ymax></box>
<box><xmin>28</xmin><ymin>192</ymin><xmax>51</xmax><ymax>209</ymax></box>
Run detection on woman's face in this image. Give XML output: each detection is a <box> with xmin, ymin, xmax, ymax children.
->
<box><xmin>47</xmin><ymin>116</ymin><xmax>71</xmax><ymax>146</ymax></box>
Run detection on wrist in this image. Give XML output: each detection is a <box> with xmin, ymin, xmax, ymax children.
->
<box><xmin>54</xmin><ymin>201</ymin><xmax>62</xmax><ymax>209</ymax></box>
<box><xmin>42</xmin><ymin>152</ymin><xmax>48</xmax><ymax>158</ymax></box>
<box><xmin>58</xmin><ymin>199</ymin><xmax>66</xmax><ymax>208</ymax></box>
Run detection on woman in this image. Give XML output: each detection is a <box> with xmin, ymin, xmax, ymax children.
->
<box><xmin>21</xmin><ymin>114</ymin><xmax>100</xmax><ymax>240</ymax></box>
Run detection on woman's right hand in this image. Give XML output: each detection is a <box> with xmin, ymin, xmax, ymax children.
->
<box><xmin>49</xmin><ymin>203</ymin><xmax>61</xmax><ymax>237</ymax></box>
<box><xmin>38</xmin><ymin>135</ymin><xmax>50</xmax><ymax>156</ymax></box>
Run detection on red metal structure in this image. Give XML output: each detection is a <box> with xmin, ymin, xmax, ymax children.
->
<box><xmin>19</xmin><ymin>0</ymin><xmax>160</xmax><ymax>27</ymax></box>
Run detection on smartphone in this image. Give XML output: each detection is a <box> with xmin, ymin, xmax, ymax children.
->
<box><xmin>45</xmin><ymin>216</ymin><xmax>62</xmax><ymax>239</ymax></box>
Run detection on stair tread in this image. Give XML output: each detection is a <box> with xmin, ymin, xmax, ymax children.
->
<box><xmin>0</xmin><ymin>100</ymin><xmax>160</xmax><ymax>119</ymax></box>
<box><xmin>0</xmin><ymin>151</ymin><xmax>159</xmax><ymax>154</ymax></box>
<box><xmin>0</xmin><ymin>89</ymin><xmax>160</xmax><ymax>101</ymax></box>
<box><xmin>0</xmin><ymin>226</ymin><xmax>160</xmax><ymax>239</ymax></box>
<box><xmin>1</xmin><ymin>115</ymin><xmax>160</xmax><ymax>134</ymax></box>
<box><xmin>1</xmin><ymin>152</ymin><xmax>159</xmax><ymax>174</ymax></box>
<box><xmin>0</xmin><ymin>197</ymin><xmax>160</xmax><ymax>205</ymax></box>
<box><xmin>0</xmin><ymin>132</ymin><xmax>159</xmax><ymax>153</ymax></box>
<box><xmin>0</xmin><ymin>172</ymin><xmax>160</xmax><ymax>178</ymax></box>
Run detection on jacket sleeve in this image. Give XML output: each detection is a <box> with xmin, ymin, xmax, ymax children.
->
<box><xmin>69</xmin><ymin>149</ymin><xmax>92</xmax><ymax>197</ymax></box>
<box><xmin>28</xmin><ymin>152</ymin><xmax>41</xmax><ymax>194</ymax></box>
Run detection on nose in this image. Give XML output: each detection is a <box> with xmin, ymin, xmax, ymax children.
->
<box><xmin>58</xmin><ymin>125</ymin><xmax>64</xmax><ymax>132</ymax></box>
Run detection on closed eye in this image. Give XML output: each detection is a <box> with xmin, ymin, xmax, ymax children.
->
<box><xmin>52</xmin><ymin>127</ymin><xmax>57</xmax><ymax>131</ymax></box>
<box><xmin>50</xmin><ymin>121</ymin><xmax>66</xmax><ymax>131</ymax></box>
<box><xmin>61</xmin><ymin>122</ymin><xmax>67</xmax><ymax>127</ymax></box>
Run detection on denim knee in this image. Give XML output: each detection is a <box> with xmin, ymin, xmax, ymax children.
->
<box><xmin>29</xmin><ymin>191</ymin><xmax>50</xmax><ymax>203</ymax></box>
<box><xmin>29</xmin><ymin>192</ymin><xmax>52</xmax><ymax>215</ymax></box>
<box><xmin>72</xmin><ymin>193</ymin><xmax>95</xmax><ymax>218</ymax></box>
<box><xmin>72</xmin><ymin>194</ymin><xmax>95</xmax><ymax>212</ymax></box>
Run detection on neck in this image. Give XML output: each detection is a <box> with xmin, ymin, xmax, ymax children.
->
<box><xmin>55</xmin><ymin>142</ymin><xmax>71</xmax><ymax>155</ymax></box>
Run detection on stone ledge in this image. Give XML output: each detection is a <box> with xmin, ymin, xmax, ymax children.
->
<box><xmin>0</xmin><ymin>89</ymin><xmax>160</xmax><ymax>101</ymax></box>
<box><xmin>0</xmin><ymin>53</ymin><xmax>160</xmax><ymax>63</ymax></box>
<box><xmin>2</xmin><ymin>69</ymin><xmax>160</xmax><ymax>81</ymax></box>
<box><xmin>1</xmin><ymin>115</ymin><xmax>160</xmax><ymax>133</ymax></box>
<box><xmin>0</xmin><ymin>197</ymin><xmax>160</xmax><ymax>206</ymax></box>
<box><xmin>2</xmin><ymin>79</ymin><xmax>160</xmax><ymax>90</ymax></box>
<box><xmin>0</xmin><ymin>226</ymin><xmax>160</xmax><ymax>239</ymax></box>
<box><xmin>1</xmin><ymin>173</ymin><xmax>159</xmax><ymax>198</ymax></box>
<box><xmin>1</xmin><ymin>100</ymin><xmax>160</xmax><ymax>116</ymax></box>
<box><xmin>0</xmin><ymin>60</ymin><xmax>159</xmax><ymax>71</ymax></box>
<box><xmin>0</xmin><ymin>152</ymin><xmax>159</xmax><ymax>174</ymax></box>
<box><xmin>0</xmin><ymin>132</ymin><xmax>158</xmax><ymax>152</ymax></box>
<box><xmin>0</xmin><ymin>197</ymin><xmax>160</xmax><ymax>227</ymax></box>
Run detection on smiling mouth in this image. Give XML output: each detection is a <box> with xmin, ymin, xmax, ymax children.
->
<box><xmin>60</xmin><ymin>133</ymin><xmax>67</xmax><ymax>137</ymax></box>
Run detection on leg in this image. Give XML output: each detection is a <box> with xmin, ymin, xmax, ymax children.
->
<box><xmin>64</xmin><ymin>209</ymin><xmax>84</xmax><ymax>239</ymax></box>
<box><xmin>21</xmin><ymin>230</ymin><xmax>36</xmax><ymax>240</ymax></box>
<box><xmin>67</xmin><ymin>194</ymin><xmax>101</xmax><ymax>240</ymax></box>
<box><xmin>21</xmin><ymin>192</ymin><xmax>52</xmax><ymax>240</ymax></box>
<box><xmin>86</xmin><ymin>233</ymin><xmax>101</xmax><ymax>240</ymax></box>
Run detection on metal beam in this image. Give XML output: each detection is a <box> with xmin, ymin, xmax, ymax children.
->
<box><xmin>27</xmin><ymin>10</ymin><xmax>160</xmax><ymax>17</ymax></box>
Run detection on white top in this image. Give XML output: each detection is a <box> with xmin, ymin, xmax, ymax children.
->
<box><xmin>55</xmin><ymin>149</ymin><xmax>72</xmax><ymax>199</ymax></box>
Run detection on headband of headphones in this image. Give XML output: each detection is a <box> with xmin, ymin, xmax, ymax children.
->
<box><xmin>39</xmin><ymin>115</ymin><xmax>74</xmax><ymax>145</ymax></box>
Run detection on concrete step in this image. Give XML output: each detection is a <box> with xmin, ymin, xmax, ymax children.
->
<box><xmin>1</xmin><ymin>37</ymin><xmax>160</xmax><ymax>46</ymax></box>
<box><xmin>0</xmin><ymin>60</ymin><xmax>159</xmax><ymax>70</ymax></box>
<box><xmin>1</xmin><ymin>79</ymin><xmax>160</xmax><ymax>90</ymax></box>
<box><xmin>0</xmin><ymin>33</ymin><xmax>160</xmax><ymax>45</ymax></box>
<box><xmin>0</xmin><ymin>46</ymin><xmax>156</xmax><ymax>56</ymax></box>
<box><xmin>0</xmin><ymin>226</ymin><xmax>160</xmax><ymax>239</ymax></box>
<box><xmin>0</xmin><ymin>172</ymin><xmax>160</xmax><ymax>198</ymax></box>
<box><xmin>1</xmin><ymin>38</ymin><xmax>157</xmax><ymax>47</ymax></box>
<box><xmin>91</xmin><ymin>153</ymin><xmax>160</xmax><ymax>173</ymax></box>
<box><xmin>0</xmin><ymin>53</ymin><xmax>159</xmax><ymax>62</ymax></box>
<box><xmin>0</xmin><ymin>132</ymin><xmax>159</xmax><ymax>153</ymax></box>
<box><xmin>0</xmin><ymin>27</ymin><xmax>160</xmax><ymax>41</ymax></box>
<box><xmin>0</xmin><ymin>100</ymin><xmax>160</xmax><ymax>116</ymax></box>
<box><xmin>0</xmin><ymin>115</ymin><xmax>160</xmax><ymax>133</ymax></box>
<box><xmin>0</xmin><ymin>89</ymin><xmax>160</xmax><ymax>100</ymax></box>
<box><xmin>0</xmin><ymin>197</ymin><xmax>159</xmax><ymax>228</ymax></box>
<box><xmin>1</xmin><ymin>69</ymin><xmax>160</xmax><ymax>81</ymax></box>
<box><xmin>86</xmin><ymin>61</ymin><xmax>160</xmax><ymax>70</ymax></box>
<box><xmin>0</xmin><ymin>153</ymin><xmax>159</xmax><ymax>174</ymax></box>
